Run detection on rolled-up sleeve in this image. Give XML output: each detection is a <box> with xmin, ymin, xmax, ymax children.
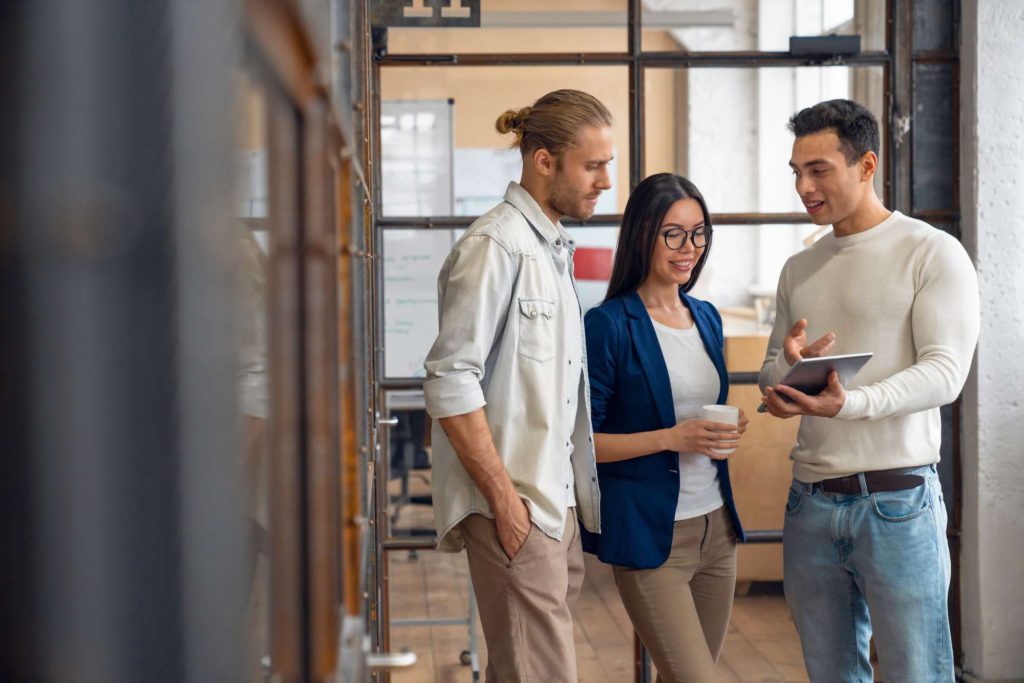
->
<box><xmin>423</xmin><ymin>234</ymin><xmax>516</xmax><ymax>419</ymax></box>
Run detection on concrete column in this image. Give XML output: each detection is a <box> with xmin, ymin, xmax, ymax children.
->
<box><xmin>959</xmin><ymin>1</ymin><xmax>1024</xmax><ymax>680</ymax></box>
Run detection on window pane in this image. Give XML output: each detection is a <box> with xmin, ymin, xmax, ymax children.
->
<box><xmin>567</xmin><ymin>226</ymin><xmax>620</xmax><ymax>313</ymax></box>
<box><xmin>641</xmin><ymin>0</ymin><xmax>886</xmax><ymax>53</ymax></box>
<box><xmin>644</xmin><ymin>65</ymin><xmax>886</xmax><ymax>213</ymax></box>
<box><xmin>383</xmin><ymin>391</ymin><xmax>433</xmax><ymax>539</ymax></box>
<box><xmin>913</xmin><ymin>0</ymin><xmax>954</xmax><ymax>52</ymax></box>
<box><xmin>912</xmin><ymin>63</ymin><xmax>955</xmax><ymax>213</ymax></box>
<box><xmin>381</xmin><ymin>66</ymin><xmax>630</xmax><ymax>217</ymax></box>
<box><xmin>381</xmin><ymin>100</ymin><xmax>455</xmax><ymax>216</ymax></box>
<box><xmin>234</xmin><ymin>69</ymin><xmax>272</xmax><ymax>683</ymax></box>
<box><xmin>690</xmin><ymin>223</ymin><xmax>823</xmax><ymax>325</ymax></box>
<box><xmin>386</xmin><ymin>0</ymin><xmax>626</xmax><ymax>55</ymax></box>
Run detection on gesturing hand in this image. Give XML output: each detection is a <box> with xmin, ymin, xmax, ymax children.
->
<box><xmin>664</xmin><ymin>418</ymin><xmax>742</xmax><ymax>460</ymax></box>
<box><xmin>783</xmin><ymin>318</ymin><xmax>836</xmax><ymax>366</ymax></box>
<box><xmin>495</xmin><ymin>496</ymin><xmax>532</xmax><ymax>560</ymax></box>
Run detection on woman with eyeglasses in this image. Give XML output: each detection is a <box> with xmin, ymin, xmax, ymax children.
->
<box><xmin>580</xmin><ymin>173</ymin><xmax>748</xmax><ymax>682</ymax></box>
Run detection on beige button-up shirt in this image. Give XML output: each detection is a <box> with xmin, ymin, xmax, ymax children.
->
<box><xmin>424</xmin><ymin>182</ymin><xmax>601</xmax><ymax>552</ymax></box>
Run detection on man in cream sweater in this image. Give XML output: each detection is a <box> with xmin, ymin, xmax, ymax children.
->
<box><xmin>759</xmin><ymin>99</ymin><xmax>979</xmax><ymax>683</ymax></box>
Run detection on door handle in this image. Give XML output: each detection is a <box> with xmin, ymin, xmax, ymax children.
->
<box><xmin>365</xmin><ymin>650</ymin><xmax>417</xmax><ymax>669</ymax></box>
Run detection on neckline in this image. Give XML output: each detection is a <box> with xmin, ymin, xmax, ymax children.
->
<box><xmin>650</xmin><ymin>316</ymin><xmax>697</xmax><ymax>334</ymax></box>
<box><xmin>831</xmin><ymin>210</ymin><xmax>902</xmax><ymax>250</ymax></box>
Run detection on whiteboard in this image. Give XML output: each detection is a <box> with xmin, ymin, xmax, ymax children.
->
<box><xmin>383</xmin><ymin>229</ymin><xmax>457</xmax><ymax>378</ymax></box>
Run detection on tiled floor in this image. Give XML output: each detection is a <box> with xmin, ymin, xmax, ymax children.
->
<box><xmin>384</xmin><ymin>492</ymin><xmax>810</xmax><ymax>683</ymax></box>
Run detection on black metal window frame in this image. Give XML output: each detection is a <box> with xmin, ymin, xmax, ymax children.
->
<box><xmin>366</xmin><ymin>0</ymin><xmax>964</xmax><ymax>674</ymax></box>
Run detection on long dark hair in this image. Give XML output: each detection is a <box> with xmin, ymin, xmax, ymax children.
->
<box><xmin>604</xmin><ymin>173</ymin><xmax>713</xmax><ymax>302</ymax></box>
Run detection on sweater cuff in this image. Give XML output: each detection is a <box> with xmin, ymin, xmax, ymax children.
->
<box><xmin>769</xmin><ymin>351</ymin><xmax>794</xmax><ymax>387</ymax></box>
<box><xmin>835</xmin><ymin>388</ymin><xmax>867</xmax><ymax>420</ymax></box>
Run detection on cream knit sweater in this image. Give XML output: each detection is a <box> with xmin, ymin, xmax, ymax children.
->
<box><xmin>758</xmin><ymin>211</ymin><xmax>980</xmax><ymax>482</ymax></box>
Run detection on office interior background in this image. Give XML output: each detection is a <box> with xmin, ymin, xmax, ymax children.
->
<box><xmin>1</xmin><ymin>1</ymin><xmax>1022</xmax><ymax>682</ymax></box>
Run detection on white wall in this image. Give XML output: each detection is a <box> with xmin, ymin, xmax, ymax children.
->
<box><xmin>959</xmin><ymin>1</ymin><xmax>1024</xmax><ymax>680</ymax></box>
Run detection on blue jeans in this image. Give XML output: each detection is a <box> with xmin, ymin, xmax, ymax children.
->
<box><xmin>783</xmin><ymin>465</ymin><xmax>953</xmax><ymax>683</ymax></box>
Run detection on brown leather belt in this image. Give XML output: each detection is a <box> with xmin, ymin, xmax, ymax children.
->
<box><xmin>814</xmin><ymin>467</ymin><xmax>925</xmax><ymax>495</ymax></box>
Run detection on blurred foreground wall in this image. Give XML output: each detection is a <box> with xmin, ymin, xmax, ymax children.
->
<box><xmin>0</xmin><ymin>2</ymin><xmax>245</xmax><ymax>681</ymax></box>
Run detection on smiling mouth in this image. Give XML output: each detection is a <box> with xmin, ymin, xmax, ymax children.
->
<box><xmin>670</xmin><ymin>260</ymin><xmax>694</xmax><ymax>271</ymax></box>
<box><xmin>805</xmin><ymin>200</ymin><xmax>825</xmax><ymax>213</ymax></box>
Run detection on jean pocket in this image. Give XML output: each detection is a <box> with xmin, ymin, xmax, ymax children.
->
<box><xmin>517</xmin><ymin>298</ymin><xmax>556</xmax><ymax>362</ymax></box>
<box><xmin>785</xmin><ymin>484</ymin><xmax>806</xmax><ymax>515</ymax></box>
<box><xmin>870</xmin><ymin>482</ymin><xmax>931</xmax><ymax>522</ymax></box>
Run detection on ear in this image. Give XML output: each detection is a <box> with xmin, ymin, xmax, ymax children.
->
<box><xmin>859</xmin><ymin>150</ymin><xmax>879</xmax><ymax>181</ymax></box>
<box><xmin>531</xmin><ymin>147</ymin><xmax>556</xmax><ymax>177</ymax></box>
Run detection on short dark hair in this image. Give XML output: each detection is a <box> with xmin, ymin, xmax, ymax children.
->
<box><xmin>604</xmin><ymin>173</ymin><xmax>713</xmax><ymax>302</ymax></box>
<box><xmin>788</xmin><ymin>99</ymin><xmax>880</xmax><ymax>165</ymax></box>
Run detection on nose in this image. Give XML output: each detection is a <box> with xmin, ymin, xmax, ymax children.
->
<box><xmin>596</xmin><ymin>164</ymin><xmax>612</xmax><ymax>191</ymax></box>
<box><xmin>795</xmin><ymin>173</ymin><xmax>815</xmax><ymax>197</ymax></box>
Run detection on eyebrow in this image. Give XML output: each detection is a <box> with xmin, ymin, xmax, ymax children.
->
<box><xmin>660</xmin><ymin>221</ymin><xmax>705</xmax><ymax>230</ymax></box>
<box><xmin>586</xmin><ymin>156</ymin><xmax>614</xmax><ymax>164</ymax></box>
<box><xmin>789</xmin><ymin>158</ymin><xmax>832</xmax><ymax>169</ymax></box>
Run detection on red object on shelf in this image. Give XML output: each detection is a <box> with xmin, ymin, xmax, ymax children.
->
<box><xmin>573</xmin><ymin>247</ymin><xmax>613</xmax><ymax>281</ymax></box>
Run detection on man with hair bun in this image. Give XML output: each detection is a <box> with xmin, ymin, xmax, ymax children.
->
<box><xmin>759</xmin><ymin>99</ymin><xmax>979</xmax><ymax>682</ymax></box>
<box><xmin>423</xmin><ymin>89</ymin><xmax>613</xmax><ymax>681</ymax></box>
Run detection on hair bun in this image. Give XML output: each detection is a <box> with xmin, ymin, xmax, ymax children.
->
<box><xmin>495</xmin><ymin>106</ymin><xmax>531</xmax><ymax>135</ymax></box>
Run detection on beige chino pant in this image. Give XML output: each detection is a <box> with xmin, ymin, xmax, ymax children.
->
<box><xmin>459</xmin><ymin>507</ymin><xmax>584</xmax><ymax>683</ymax></box>
<box><xmin>613</xmin><ymin>505</ymin><xmax>737</xmax><ymax>683</ymax></box>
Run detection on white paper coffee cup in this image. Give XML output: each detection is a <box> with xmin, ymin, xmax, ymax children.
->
<box><xmin>701</xmin><ymin>404</ymin><xmax>739</xmax><ymax>455</ymax></box>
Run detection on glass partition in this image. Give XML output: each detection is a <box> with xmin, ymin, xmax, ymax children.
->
<box><xmin>643</xmin><ymin>65</ymin><xmax>886</xmax><ymax>212</ymax></box>
<box><xmin>380</xmin><ymin>66</ymin><xmax>630</xmax><ymax>217</ymax></box>
<box><xmin>641</xmin><ymin>0</ymin><xmax>886</xmax><ymax>53</ymax></box>
<box><xmin>387</xmin><ymin>0</ymin><xmax>627</xmax><ymax>54</ymax></box>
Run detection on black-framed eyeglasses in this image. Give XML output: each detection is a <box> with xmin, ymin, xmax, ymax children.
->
<box><xmin>662</xmin><ymin>225</ymin><xmax>711</xmax><ymax>250</ymax></box>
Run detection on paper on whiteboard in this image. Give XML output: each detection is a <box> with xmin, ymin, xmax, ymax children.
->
<box><xmin>383</xmin><ymin>229</ymin><xmax>456</xmax><ymax>378</ymax></box>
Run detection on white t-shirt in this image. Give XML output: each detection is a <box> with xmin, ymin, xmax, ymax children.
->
<box><xmin>651</xmin><ymin>318</ymin><xmax>724</xmax><ymax>520</ymax></box>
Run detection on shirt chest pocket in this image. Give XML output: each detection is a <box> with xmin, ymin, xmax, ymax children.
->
<box><xmin>517</xmin><ymin>298</ymin><xmax>557</xmax><ymax>363</ymax></box>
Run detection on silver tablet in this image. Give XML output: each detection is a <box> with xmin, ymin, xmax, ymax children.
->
<box><xmin>757</xmin><ymin>352</ymin><xmax>873</xmax><ymax>412</ymax></box>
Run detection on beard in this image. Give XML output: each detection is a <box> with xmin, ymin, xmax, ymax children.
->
<box><xmin>548</xmin><ymin>170</ymin><xmax>596</xmax><ymax>221</ymax></box>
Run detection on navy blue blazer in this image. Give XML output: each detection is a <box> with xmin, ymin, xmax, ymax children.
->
<box><xmin>581</xmin><ymin>290</ymin><xmax>745</xmax><ymax>569</ymax></box>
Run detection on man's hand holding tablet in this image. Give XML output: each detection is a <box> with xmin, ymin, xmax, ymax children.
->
<box><xmin>759</xmin><ymin>319</ymin><xmax>870</xmax><ymax>419</ymax></box>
